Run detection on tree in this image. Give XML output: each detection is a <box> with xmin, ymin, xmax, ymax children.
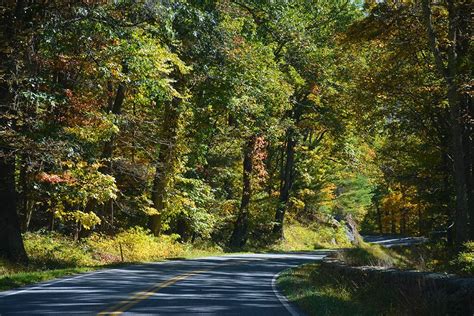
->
<box><xmin>422</xmin><ymin>0</ymin><xmax>472</xmax><ymax>243</ymax></box>
<box><xmin>0</xmin><ymin>0</ymin><xmax>41</xmax><ymax>262</ymax></box>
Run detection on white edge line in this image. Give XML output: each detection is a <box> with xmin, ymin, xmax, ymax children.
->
<box><xmin>0</xmin><ymin>268</ymin><xmax>113</xmax><ymax>299</ymax></box>
<box><xmin>271</xmin><ymin>270</ymin><xmax>302</xmax><ymax>316</ymax></box>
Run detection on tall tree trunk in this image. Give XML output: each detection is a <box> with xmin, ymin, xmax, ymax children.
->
<box><xmin>229</xmin><ymin>136</ymin><xmax>256</xmax><ymax>249</ymax></box>
<box><xmin>272</xmin><ymin>127</ymin><xmax>296</xmax><ymax>238</ymax></box>
<box><xmin>0</xmin><ymin>154</ymin><xmax>28</xmax><ymax>262</ymax></box>
<box><xmin>390</xmin><ymin>209</ymin><xmax>396</xmax><ymax>234</ymax></box>
<box><xmin>0</xmin><ymin>81</ymin><xmax>28</xmax><ymax>261</ymax></box>
<box><xmin>400</xmin><ymin>208</ymin><xmax>407</xmax><ymax>235</ymax></box>
<box><xmin>150</xmin><ymin>99</ymin><xmax>181</xmax><ymax>236</ymax></box>
<box><xmin>101</xmin><ymin>82</ymin><xmax>126</xmax><ymax>164</ymax></box>
<box><xmin>467</xmin><ymin>98</ymin><xmax>474</xmax><ymax>240</ymax></box>
<box><xmin>446</xmin><ymin>48</ymin><xmax>469</xmax><ymax>245</ymax></box>
<box><xmin>422</xmin><ymin>0</ymin><xmax>470</xmax><ymax>244</ymax></box>
<box><xmin>0</xmin><ymin>1</ymin><xmax>28</xmax><ymax>262</ymax></box>
<box><xmin>376</xmin><ymin>204</ymin><xmax>383</xmax><ymax>234</ymax></box>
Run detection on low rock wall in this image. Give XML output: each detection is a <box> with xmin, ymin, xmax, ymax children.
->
<box><xmin>321</xmin><ymin>258</ymin><xmax>474</xmax><ymax>315</ymax></box>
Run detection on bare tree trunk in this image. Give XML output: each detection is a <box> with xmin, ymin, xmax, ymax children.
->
<box><xmin>229</xmin><ymin>136</ymin><xmax>256</xmax><ymax>249</ymax></box>
<box><xmin>400</xmin><ymin>208</ymin><xmax>407</xmax><ymax>235</ymax></box>
<box><xmin>102</xmin><ymin>82</ymin><xmax>126</xmax><ymax>164</ymax></box>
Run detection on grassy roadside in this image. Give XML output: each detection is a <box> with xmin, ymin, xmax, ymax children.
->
<box><xmin>336</xmin><ymin>240</ymin><xmax>474</xmax><ymax>276</ymax></box>
<box><xmin>0</xmin><ymin>265</ymin><xmax>100</xmax><ymax>291</ymax></box>
<box><xmin>278</xmin><ymin>241</ymin><xmax>474</xmax><ymax>316</ymax></box>
<box><xmin>277</xmin><ymin>263</ymin><xmax>399</xmax><ymax>316</ymax></box>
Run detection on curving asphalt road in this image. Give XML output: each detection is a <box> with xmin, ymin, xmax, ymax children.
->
<box><xmin>0</xmin><ymin>251</ymin><xmax>330</xmax><ymax>315</ymax></box>
<box><xmin>0</xmin><ymin>236</ymin><xmax>421</xmax><ymax>315</ymax></box>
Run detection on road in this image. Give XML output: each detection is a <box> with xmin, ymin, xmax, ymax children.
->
<box><xmin>0</xmin><ymin>251</ymin><xmax>331</xmax><ymax>315</ymax></box>
<box><xmin>363</xmin><ymin>235</ymin><xmax>427</xmax><ymax>247</ymax></box>
<box><xmin>0</xmin><ymin>236</ymin><xmax>421</xmax><ymax>315</ymax></box>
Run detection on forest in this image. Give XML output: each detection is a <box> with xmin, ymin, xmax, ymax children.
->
<box><xmin>0</xmin><ymin>0</ymin><xmax>472</xmax><ymax>269</ymax></box>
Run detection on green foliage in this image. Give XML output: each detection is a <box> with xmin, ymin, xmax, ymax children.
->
<box><xmin>165</xmin><ymin>177</ymin><xmax>217</xmax><ymax>240</ymax></box>
<box><xmin>452</xmin><ymin>242</ymin><xmax>474</xmax><ymax>276</ymax></box>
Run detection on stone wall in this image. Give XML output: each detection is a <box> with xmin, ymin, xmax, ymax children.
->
<box><xmin>321</xmin><ymin>258</ymin><xmax>474</xmax><ymax>315</ymax></box>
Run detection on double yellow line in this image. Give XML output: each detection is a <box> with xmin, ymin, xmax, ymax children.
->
<box><xmin>97</xmin><ymin>260</ymin><xmax>250</xmax><ymax>315</ymax></box>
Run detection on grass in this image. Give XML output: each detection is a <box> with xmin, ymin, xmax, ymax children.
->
<box><xmin>335</xmin><ymin>240</ymin><xmax>401</xmax><ymax>268</ymax></box>
<box><xmin>278</xmin><ymin>263</ymin><xmax>399</xmax><ymax>316</ymax></box>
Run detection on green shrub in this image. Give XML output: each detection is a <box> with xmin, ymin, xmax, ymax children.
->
<box><xmin>24</xmin><ymin>231</ymin><xmax>95</xmax><ymax>268</ymax></box>
<box><xmin>453</xmin><ymin>242</ymin><xmax>474</xmax><ymax>276</ymax></box>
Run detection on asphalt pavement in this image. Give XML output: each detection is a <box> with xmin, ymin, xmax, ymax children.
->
<box><xmin>0</xmin><ymin>251</ymin><xmax>330</xmax><ymax>315</ymax></box>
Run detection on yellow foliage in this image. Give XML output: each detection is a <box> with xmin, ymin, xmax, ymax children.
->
<box><xmin>380</xmin><ymin>184</ymin><xmax>426</xmax><ymax>234</ymax></box>
<box><xmin>87</xmin><ymin>227</ymin><xmax>184</xmax><ymax>262</ymax></box>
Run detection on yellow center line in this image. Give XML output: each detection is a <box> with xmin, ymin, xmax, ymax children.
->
<box><xmin>97</xmin><ymin>260</ymin><xmax>251</xmax><ymax>316</ymax></box>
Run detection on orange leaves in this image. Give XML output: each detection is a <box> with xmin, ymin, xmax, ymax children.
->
<box><xmin>37</xmin><ymin>171</ymin><xmax>75</xmax><ymax>184</ymax></box>
<box><xmin>63</xmin><ymin>89</ymin><xmax>103</xmax><ymax>125</ymax></box>
<box><xmin>251</xmin><ymin>135</ymin><xmax>268</xmax><ymax>181</ymax></box>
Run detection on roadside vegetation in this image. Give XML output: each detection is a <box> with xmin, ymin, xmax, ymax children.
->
<box><xmin>277</xmin><ymin>240</ymin><xmax>473</xmax><ymax>315</ymax></box>
<box><xmin>336</xmin><ymin>240</ymin><xmax>474</xmax><ymax>277</ymax></box>
<box><xmin>278</xmin><ymin>263</ymin><xmax>400</xmax><ymax>316</ymax></box>
<box><xmin>278</xmin><ymin>262</ymin><xmax>455</xmax><ymax>316</ymax></box>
